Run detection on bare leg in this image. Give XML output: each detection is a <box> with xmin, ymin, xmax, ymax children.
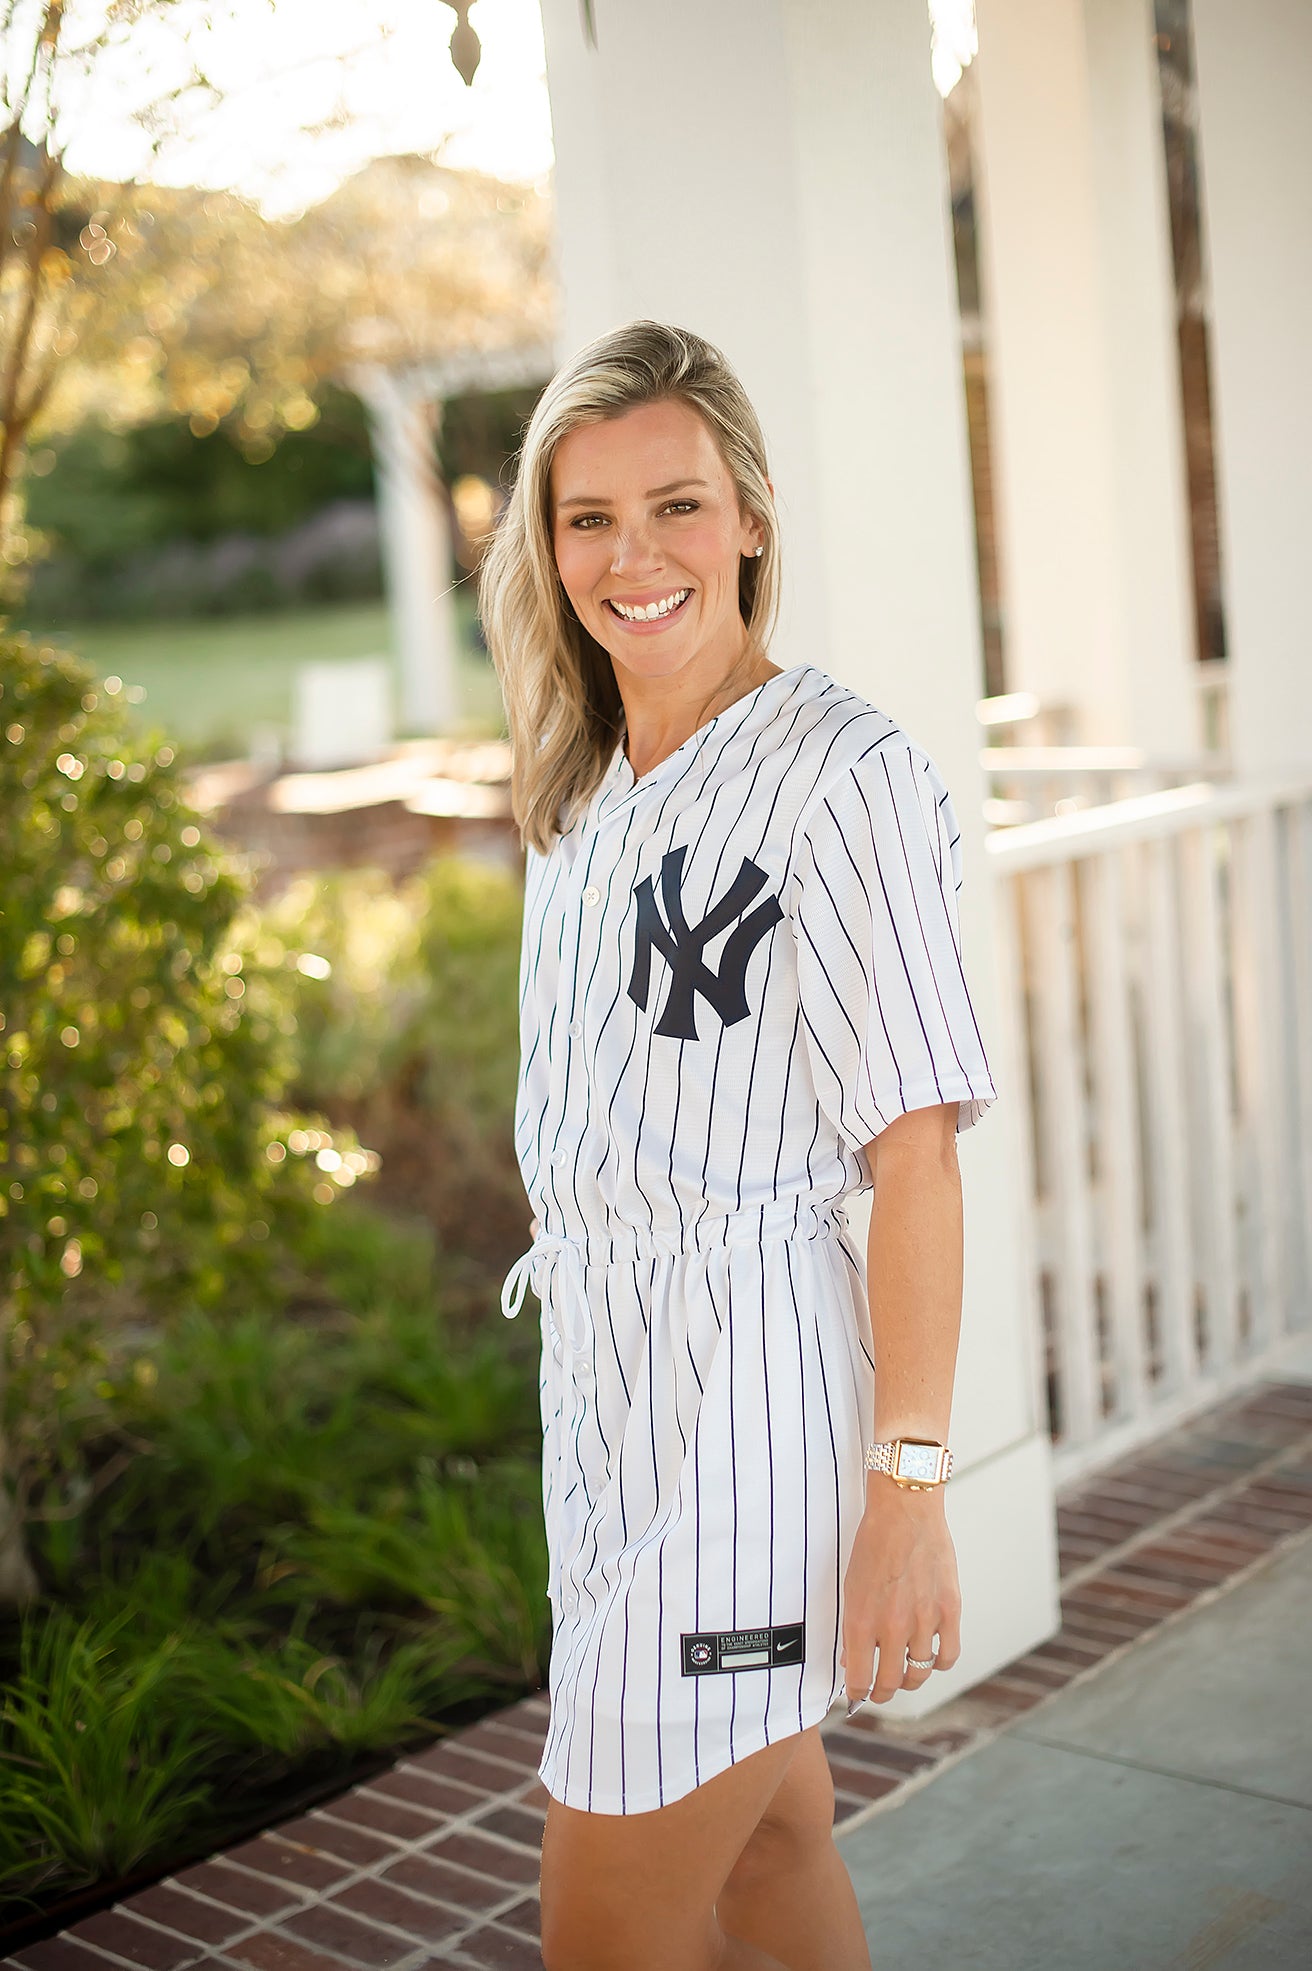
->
<box><xmin>541</xmin><ymin>1733</ymin><xmax>796</xmax><ymax>1970</ymax></box>
<box><xmin>539</xmin><ymin>1727</ymin><xmax>869</xmax><ymax>1971</ymax></box>
<box><xmin>718</xmin><ymin>1729</ymin><xmax>871</xmax><ymax>1971</ymax></box>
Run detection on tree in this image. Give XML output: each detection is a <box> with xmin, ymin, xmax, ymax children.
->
<box><xmin>0</xmin><ymin>1</ymin><xmax>528</xmax><ymax>577</ymax></box>
<box><xmin>1</xmin><ymin>1</ymin><xmax>227</xmax><ymax>565</ymax></box>
<box><xmin>38</xmin><ymin>158</ymin><xmax>553</xmax><ymax>460</ymax></box>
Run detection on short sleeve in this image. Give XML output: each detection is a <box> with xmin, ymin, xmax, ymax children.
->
<box><xmin>790</xmin><ymin>739</ymin><xmax>997</xmax><ymax>1157</ymax></box>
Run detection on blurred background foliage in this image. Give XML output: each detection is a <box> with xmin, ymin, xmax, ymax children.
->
<box><xmin>3</xmin><ymin>141</ymin><xmax>552</xmax><ymax>583</ymax></box>
<box><xmin>265</xmin><ymin>857</ymin><xmax>527</xmax><ymax>1271</ymax></box>
<box><xmin>0</xmin><ymin>635</ymin><xmax>541</xmax><ymax>1917</ymax></box>
<box><xmin>28</xmin><ymin>159</ymin><xmax>551</xmax><ymax>454</ymax></box>
<box><xmin>26</xmin><ymin>390</ymin><xmax>377</xmax><ymax>570</ymax></box>
<box><xmin>19</xmin><ymin>381</ymin><xmax>540</xmax><ymax>627</ymax></box>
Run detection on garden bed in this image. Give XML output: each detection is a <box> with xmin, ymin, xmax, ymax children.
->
<box><xmin>0</xmin><ymin>1200</ymin><xmax>547</xmax><ymax>1930</ymax></box>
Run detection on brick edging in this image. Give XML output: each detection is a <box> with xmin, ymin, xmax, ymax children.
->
<box><xmin>9</xmin><ymin>1380</ymin><xmax>1311</xmax><ymax>1971</ymax></box>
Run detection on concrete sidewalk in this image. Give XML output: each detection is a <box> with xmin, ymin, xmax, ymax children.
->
<box><xmin>839</xmin><ymin>1533</ymin><xmax>1312</xmax><ymax>1970</ymax></box>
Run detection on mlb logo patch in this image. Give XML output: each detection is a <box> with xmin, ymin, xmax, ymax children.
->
<box><xmin>680</xmin><ymin>1622</ymin><xmax>806</xmax><ymax>1676</ymax></box>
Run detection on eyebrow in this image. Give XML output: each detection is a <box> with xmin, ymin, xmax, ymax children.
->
<box><xmin>555</xmin><ymin>478</ymin><xmax>712</xmax><ymax>510</ymax></box>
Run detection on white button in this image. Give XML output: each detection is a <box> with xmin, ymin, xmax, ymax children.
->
<box><xmin>551</xmin><ymin>1148</ymin><xmax>567</xmax><ymax>1166</ymax></box>
<box><xmin>582</xmin><ymin>885</ymin><xmax>600</xmax><ymax>907</ymax></box>
<box><xmin>568</xmin><ymin>1020</ymin><xmax>582</xmax><ymax>1039</ymax></box>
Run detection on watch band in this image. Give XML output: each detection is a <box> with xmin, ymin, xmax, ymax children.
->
<box><xmin>864</xmin><ymin>1438</ymin><xmax>954</xmax><ymax>1488</ymax></box>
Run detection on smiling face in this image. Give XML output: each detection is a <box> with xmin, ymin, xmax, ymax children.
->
<box><xmin>549</xmin><ymin>398</ymin><xmax>765</xmax><ymax>694</ymax></box>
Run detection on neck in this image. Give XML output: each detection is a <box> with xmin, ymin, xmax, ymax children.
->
<box><xmin>620</xmin><ymin>646</ymin><xmax>778</xmax><ymax>778</ymax></box>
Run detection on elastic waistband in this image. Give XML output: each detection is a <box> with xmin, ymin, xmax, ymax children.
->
<box><xmin>502</xmin><ymin>1194</ymin><xmax>847</xmax><ymax>1296</ymax></box>
<box><xmin>542</xmin><ymin>1195</ymin><xmax>848</xmax><ymax>1264</ymax></box>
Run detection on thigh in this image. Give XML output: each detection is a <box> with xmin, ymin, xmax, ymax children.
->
<box><xmin>722</xmin><ymin>1725</ymin><xmax>836</xmax><ymax>1891</ymax></box>
<box><xmin>539</xmin><ymin>1730</ymin><xmax>807</xmax><ymax>1971</ymax></box>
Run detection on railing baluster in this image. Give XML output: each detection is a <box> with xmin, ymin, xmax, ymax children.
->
<box><xmin>1177</xmin><ymin>819</ymin><xmax>1240</xmax><ymax>1374</ymax></box>
<box><xmin>987</xmin><ymin>866</ymin><xmax>1049</xmax><ymax>1432</ymax></box>
<box><xmin>1030</xmin><ymin>859</ymin><xmax>1101</xmax><ymax>1449</ymax></box>
<box><xmin>1286</xmin><ymin>797</ymin><xmax>1312</xmax><ymax>1331</ymax></box>
<box><xmin>1083</xmin><ymin>847</ymin><xmax>1146</xmax><ymax>1425</ymax></box>
<box><xmin>1230</xmin><ymin>810</ymin><xmax>1289</xmax><ymax>1351</ymax></box>
<box><xmin>1138</xmin><ymin>835</ymin><xmax>1196</xmax><ymax>1395</ymax></box>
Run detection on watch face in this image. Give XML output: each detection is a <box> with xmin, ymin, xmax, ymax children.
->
<box><xmin>896</xmin><ymin>1442</ymin><xmax>941</xmax><ymax>1483</ymax></box>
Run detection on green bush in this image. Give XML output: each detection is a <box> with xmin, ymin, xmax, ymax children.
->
<box><xmin>0</xmin><ymin>630</ymin><xmax>365</xmax><ymax>1569</ymax></box>
<box><xmin>23</xmin><ymin>397</ymin><xmax>376</xmax><ymax>561</ymax></box>
<box><xmin>264</xmin><ymin>859</ymin><xmax>529</xmax><ymax>1273</ymax></box>
<box><xmin>19</xmin><ymin>384</ymin><xmax>538</xmax><ymax>625</ymax></box>
<box><xmin>22</xmin><ymin>386</ymin><xmax>537</xmax><ymax>568</ymax></box>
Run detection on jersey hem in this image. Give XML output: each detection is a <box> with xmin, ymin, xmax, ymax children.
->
<box><xmin>536</xmin><ymin>1694</ymin><xmax>840</xmax><ymax>1816</ymax></box>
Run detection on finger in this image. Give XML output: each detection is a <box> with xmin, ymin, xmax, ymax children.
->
<box><xmin>868</xmin><ymin>1634</ymin><xmax>907</xmax><ymax>1705</ymax></box>
<box><xmin>934</xmin><ymin>1607</ymin><xmax>962</xmax><ymax>1672</ymax></box>
<box><xmin>901</xmin><ymin>1636</ymin><xmax>937</xmax><ymax>1691</ymax></box>
<box><xmin>843</xmin><ymin>1629</ymin><xmax>876</xmax><ymax>1713</ymax></box>
<box><xmin>529</xmin><ymin>1215</ymin><xmax>541</xmax><ymax>1238</ymax></box>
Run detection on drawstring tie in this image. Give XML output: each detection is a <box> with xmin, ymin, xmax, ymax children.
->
<box><xmin>501</xmin><ymin>1230</ymin><xmax>591</xmax><ymax>1607</ymax></box>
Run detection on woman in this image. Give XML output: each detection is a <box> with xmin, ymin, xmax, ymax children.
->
<box><xmin>484</xmin><ymin>321</ymin><xmax>996</xmax><ymax>1971</ymax></box>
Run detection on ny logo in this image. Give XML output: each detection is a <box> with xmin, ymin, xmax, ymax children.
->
<box><xmin>627</xmin><ymin>845</ymin><xmax>783</xmax><ymax>1040</ymax></box>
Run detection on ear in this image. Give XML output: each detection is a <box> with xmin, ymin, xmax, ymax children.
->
<box><xmin>749</xmin><ymin>481</ymin><xmax>775</xmax><ymax>554</ymax></box>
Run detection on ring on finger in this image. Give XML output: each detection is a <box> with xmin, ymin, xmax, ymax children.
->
<box><xmin>905</xmin><ymin>1649</ymin><xmax>938</xmax><ymax>1671</ymax></box>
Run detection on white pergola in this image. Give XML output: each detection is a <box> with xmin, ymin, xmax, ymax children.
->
<box><xmin>348</xmin><ymin>343</ymin><xmax>553</xmax><ymax>734</ymax></box>
<box><xmin>534</xmin><ymin>0</ymin><xmax>1312</xmax><ymax>1710</ymax></box>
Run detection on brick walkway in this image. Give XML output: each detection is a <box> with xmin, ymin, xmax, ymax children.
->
<box><xmin>10</xmin><ymin>1380</ymin><xmax>1311</xmax><ymax>1971</ymax></box>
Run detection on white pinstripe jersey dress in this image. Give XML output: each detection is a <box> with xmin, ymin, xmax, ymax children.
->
<box><xmin>500</xmin><ymin>660</ymin><xmax>997</xmax><ymax>1814</ymax></box>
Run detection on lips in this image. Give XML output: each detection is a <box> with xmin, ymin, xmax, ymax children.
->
<box><xmin>605</xmin><ymin>588</ymin><xmax>692</xmax><ymax>625</ymax></box>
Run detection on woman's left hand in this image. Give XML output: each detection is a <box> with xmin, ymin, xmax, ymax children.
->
<box><xmin>840</xmin><ymin>1482</ymin><xmax>962</xmax><ymax>1706</ymax></box>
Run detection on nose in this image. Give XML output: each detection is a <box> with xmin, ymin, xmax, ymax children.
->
<box><xmin>610</xmin><ymin>518</ymin><xmax>663</xmax><ymax>577</ymax></box>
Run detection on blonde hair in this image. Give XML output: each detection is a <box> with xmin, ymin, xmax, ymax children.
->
<box><xmin>479</xmin><ymin>320</ymin><xmax>781</xmax><ymax>855</ymax></box>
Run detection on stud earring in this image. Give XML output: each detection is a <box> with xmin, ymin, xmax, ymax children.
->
<box><xmin>754</xmin><ymin>545</ymin><xmax>763</xmax><ymax>558</ymax></box>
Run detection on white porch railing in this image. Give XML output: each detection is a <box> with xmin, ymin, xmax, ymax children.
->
<box><xmin>987</xmin><ymin>775</ymin><xmax>1312</xmax><ymax>1482</ymax></box>
<box><xmin>981</xmin><ymin>746</ymin><xmax>1228</xmax><ymax>828</ymax></box>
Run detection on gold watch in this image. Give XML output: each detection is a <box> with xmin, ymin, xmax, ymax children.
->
<box><xmin>864</xmin><ymin>1438</ymin><xmax>954</xmax><ymax>1490</ymax></box>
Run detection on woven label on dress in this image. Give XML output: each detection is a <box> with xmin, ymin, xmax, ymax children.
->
<box><xmin>680</xmin><ymin>1622</ymin><xmax>805</xmax><ymax>1675</ymax></box>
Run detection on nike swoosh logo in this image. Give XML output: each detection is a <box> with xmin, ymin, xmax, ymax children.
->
<box><xmin>775</xmin><ymin>1637</ymin><xmax>801</xmax><ymax>1653</ymax></box>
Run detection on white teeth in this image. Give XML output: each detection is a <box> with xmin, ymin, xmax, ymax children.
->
<box><xmin>612</xmin><ymin>589</ymin><xmax>690</xmax><ymax>622</ymax></box>
<box><xmin>606</xmin><ymin>587</ymin><xmax>689</xmax><ymax>618</ymax></box>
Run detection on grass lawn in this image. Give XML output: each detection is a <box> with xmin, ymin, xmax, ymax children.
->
<box><xmin>25</xmin><ymin>597</ymin><xmax>506</xmax><ymax>759</ymax></box>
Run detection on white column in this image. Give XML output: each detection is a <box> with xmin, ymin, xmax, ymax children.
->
<box><xmin>1191</xmin><ymin>0</ymin><xmax>1312</xmax><ymax>774</ymax></box>
<box><xmin>540</xmin><ymin>0</ymin><xmax>1059</xmax><ymax>1711</ymax></box>
<box><xmin>354</xmin><ymin>367</ymin><xmax>460</xmax><ymax>735</ymax></box>
<box><xmin>971</xmin><ymin>0</ymin><xmax>1200</xmax><ymax>752</ymax></box>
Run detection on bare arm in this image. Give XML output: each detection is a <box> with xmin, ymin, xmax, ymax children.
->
<box><xmin>841</xmin><ymin>1100</ymin><xmax>965</xmax><ymax>1706</ymax></box>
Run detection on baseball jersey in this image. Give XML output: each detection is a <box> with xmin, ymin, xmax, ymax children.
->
<box><xmin>499</xmin><ymin>658</ymin><xmax>996</xmax><ymax>1814</ymax></box>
